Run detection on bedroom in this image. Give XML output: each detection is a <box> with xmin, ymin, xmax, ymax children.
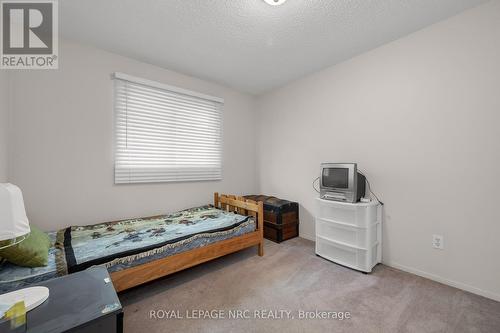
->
<box><xmin>0</xmin><ymin>0</ymin><xmax>499</xmax><ymax>332</ymax></box>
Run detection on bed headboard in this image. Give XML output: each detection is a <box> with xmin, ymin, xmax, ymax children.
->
<box><xmin>213</xmin><ymin>192</ymin><xmax>264</xmax><ymax>236</ymax></box>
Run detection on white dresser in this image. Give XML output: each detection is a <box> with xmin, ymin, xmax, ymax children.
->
<box><xmin>315</xmin><ymin>198</ymin><xmax>382</xmax><ymax>273</ymax></box>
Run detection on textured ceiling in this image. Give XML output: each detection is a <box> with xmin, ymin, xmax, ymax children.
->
<box><xmin>60</xmin><ymin>0</ymin><xmax>489</xmax><ymax>95</ymax></box>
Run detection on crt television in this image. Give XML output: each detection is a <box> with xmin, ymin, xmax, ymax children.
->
<box><xmin>320</xmin><ymin>163</ymin><xmax>366</xmax><ymax>203</ymax></box>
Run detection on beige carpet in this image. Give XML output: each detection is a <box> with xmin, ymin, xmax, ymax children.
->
<box><xmin>120</xmin><ymin>238</ymin><xmax>500</xmax><ymax>333</ymax></box>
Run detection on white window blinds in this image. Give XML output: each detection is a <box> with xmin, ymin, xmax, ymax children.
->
<box><xmin>113</xmin><ymin>73</ymin><xmax>223</xmax><ymax>184</ymax></box>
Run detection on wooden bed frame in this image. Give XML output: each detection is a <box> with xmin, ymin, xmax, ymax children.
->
<box><xmin>110</xmin><ymin>193</ymin><xmax>264</xmax><ymax>292</ymax></box>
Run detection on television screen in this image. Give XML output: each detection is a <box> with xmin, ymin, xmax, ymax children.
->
<box><xmin>322</xmin><ymin>168</ymin><xmax>349</xmax><ymax>188</ymax></box>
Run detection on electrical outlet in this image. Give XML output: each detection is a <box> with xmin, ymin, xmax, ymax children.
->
<box><xmin>432</xmin><ymin>234</ymin><xmax>444</xmax><ymax>250</ymax></box>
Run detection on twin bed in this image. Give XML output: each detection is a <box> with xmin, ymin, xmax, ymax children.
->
<box><xmin>0</xmin><ymin>193</ymin><xmax>264</xmax><ymax>293</ymax></box>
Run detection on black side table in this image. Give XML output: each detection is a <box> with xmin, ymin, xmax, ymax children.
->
<box><xmin>1</xmin><ymin>267</ymin><xmax>123</xmax><ymax>333</ymax></box>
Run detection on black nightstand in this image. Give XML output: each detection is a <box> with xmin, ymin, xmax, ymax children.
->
<box><xmin>1</xmin><ymin>267</ymin><xmax>123</xmax><ymax>333</ymax></box>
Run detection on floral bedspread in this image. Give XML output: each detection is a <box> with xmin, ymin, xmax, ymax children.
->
<box><xmin>55</xmin><ymin>205</ymin><xmax>254</xmax><ymax>274</ymax></box>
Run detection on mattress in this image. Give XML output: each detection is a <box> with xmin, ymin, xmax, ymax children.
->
<box><xmin>0</xmin><ymin>206</ymin><xmax>255</xmax><ymax>293</ymax></box>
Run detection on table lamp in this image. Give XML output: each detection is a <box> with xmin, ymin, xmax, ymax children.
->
<box><xmin>0</xmin><ymin>183</ymin><xmax>49</xmax><ymax>313</ymax></box>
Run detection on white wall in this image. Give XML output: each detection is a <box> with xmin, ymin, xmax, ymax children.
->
<box><xmin>8</xmin><ymin>40</ymin><xmax>257</xmax><ymax>230</ymax></box>
<box><xmin>256</xmin><ymin>1</ymin><xmax>500</xmax><ymax>301</ymax></box>
<box><xmin>0</xmin><ymin>72</ymin><xmax>8</xmax><ymax>182</ymax></box>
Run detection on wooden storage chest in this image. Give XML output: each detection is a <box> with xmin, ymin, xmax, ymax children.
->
<box><xmin>244</xmin><ymin>195</ymin><xmax>299</xmax><ymax>243</ymax></box>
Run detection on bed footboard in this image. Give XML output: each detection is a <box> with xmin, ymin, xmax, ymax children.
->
<box><xmin>214</xmin><ymin>192</ymin><xmax>264</xmax><ymax>256</ymax></box>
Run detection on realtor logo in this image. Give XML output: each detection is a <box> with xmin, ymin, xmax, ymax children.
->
<box><xmin>1</xmin><ymin>0</ymin><xmax>58</xmax><ymax>69</ymax></box>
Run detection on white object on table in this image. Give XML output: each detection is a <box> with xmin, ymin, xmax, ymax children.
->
<box><xmin>0</xmin><ymin>287</ymin><xmax>50</xmax><ymax>312</ymax></box>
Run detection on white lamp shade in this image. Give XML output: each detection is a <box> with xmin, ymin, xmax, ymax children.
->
<box><xmin>0</xmin><ymin>183</ymin><xmax>30</xmax><ymax>241</ymax></box>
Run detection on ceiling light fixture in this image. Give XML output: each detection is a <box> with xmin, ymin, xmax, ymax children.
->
<box><xmin>263</xmin><ymin>0</ymin><xmax>287</xmax><ymax>6</ymax></box>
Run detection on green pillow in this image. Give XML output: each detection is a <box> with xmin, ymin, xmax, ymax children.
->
<box><xmin>0</xmin><ymin>225</ymin><xmax>51</xmax><ymax>267</ymax></box>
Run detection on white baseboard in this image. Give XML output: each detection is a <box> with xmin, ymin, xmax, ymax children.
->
<box><xmin>299</xmin><ymin>234</ymin><xmax>500</xmax><ymax>302</ymax></box>
<box><xmin>299</xmin><ymin>232</ymin><xmax>315</xmax><ymax>242</ymax></box>
<box><xmin>384</xmin><ymin>261</ymin><xmax>500</xmax><ymax>302</ymax></box>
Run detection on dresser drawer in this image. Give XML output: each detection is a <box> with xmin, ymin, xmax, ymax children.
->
<box><xmin>317</xmin><ymin>200</ymin><xmax>378</xmax><ymax>227</ymax></box>
<box><xmin>316</xmin><ymin>218</ymin><xmax>380</xmax><ymax>248</ymax></box>
<box><xmin>315</xmin><ymin>236</ymin><xmax>379</xmax><ymax>272</ymax></box>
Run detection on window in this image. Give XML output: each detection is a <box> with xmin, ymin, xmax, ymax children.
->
<box><xmin>113</xmin><ymin>73</ymin><xmax>223</xmax><ymax>184</ymax></box>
